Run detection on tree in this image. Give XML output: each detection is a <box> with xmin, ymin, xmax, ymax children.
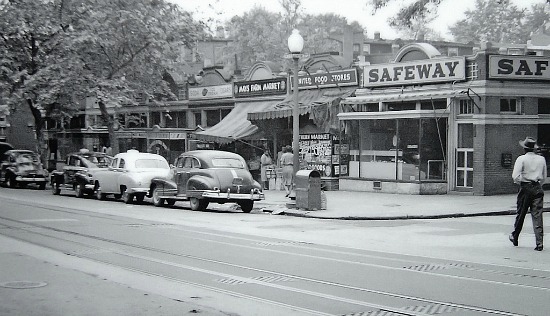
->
<box><xmin>449</xmin><ymin>0</ymin><xmax>528</xmax><ymax>43</ymax></box>
<box><xmin>67</xmin><ymin>0</ymin><xmax>204</xmax><ymax>153</ymax></box>
<box><xmin>0</xmin><ymin>0</ymin><xmax>83</xmax><ymax>160</ymax></box>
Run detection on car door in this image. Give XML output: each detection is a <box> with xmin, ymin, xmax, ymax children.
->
<box><xmin>64</xmin><ymin>155</ymin><xmax>84</xmax><ymax>186</ymax></box>
<box><xmin>102</xmin><ymin>157</ymin><xmax>120</xmax><ymax>193</ymax></box>
<box><xmin>175</xmin><ymin>156</ymin><xmax>193</xmax><ymax>195</ymax></box>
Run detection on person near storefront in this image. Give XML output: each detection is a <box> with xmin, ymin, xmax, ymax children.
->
<box><xmin>280</xmin><ymin>145</ymin><xmax>294</xmax><ymax>197</ymax></box>
<box><xmin>510</xmin><ymin>137</ymin><xmax>547</xmax><ymax>251</ymax></box>
<box><xmin>260</xmin><ymin>150</ymin><xmax>273</xmax><ymax>190</ymax></box>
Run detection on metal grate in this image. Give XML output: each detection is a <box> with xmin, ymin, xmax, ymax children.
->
<box><xmin>342</xmin><ymin>303</ymin><xmax>459</xmax><ymax>316</ymax></box>
<box><xmin>403</xmin><ymin>263</ymin><xmax>472</xmax><ymax>272</ymax></box>
<box><xmin>215</xmin><ymin>275</ymin><xmax>295</xmax><ymax>285</ymax></box>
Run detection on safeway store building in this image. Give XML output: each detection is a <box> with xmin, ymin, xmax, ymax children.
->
<box><xmin>338</xmin><ymin>43</ymin><xmax>550</xmax><ymax>195</ymax></box>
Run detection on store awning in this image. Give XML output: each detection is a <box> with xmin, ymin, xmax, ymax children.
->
<box><xmin>341</xmin><ymin>89</ymin><xmax>466</xmax><ymax>105</ymax></box>
<box><xmin>194</xmin><ymin>100</ymin><xmax>280</xmax><ymax>144</ymax></box>
<box><xmin>247</xmin><ymin>87</ymin><xmax>356</xmax><ymax>121</ymax></box>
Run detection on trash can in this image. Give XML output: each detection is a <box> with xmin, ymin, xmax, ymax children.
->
<box><xmin>295</xmin><ymin>169</ymin><xmax>322</xmax><ymax>210</ymax></box>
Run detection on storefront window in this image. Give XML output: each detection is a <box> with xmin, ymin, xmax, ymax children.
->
<box><xmin>344</xmin><ymin>117</ymin><xmax>448</xmax><ymax>182</ymax></box>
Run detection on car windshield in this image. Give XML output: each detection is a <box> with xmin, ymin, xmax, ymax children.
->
<box><xmin>82</xmin><ymin>155</ymin><xmax>112</xmax><ymax>168</ymax></box>
<box><xmin>211</xmin><ymin>158</ymin><xmax>245</xmax><ymax>169</ymax></box>
<box><xmin>134</xmin><ymin>159</ymin><xmax>169</xmax><ymax>169</ymax></box>
<box><xmin>14</xmin><ymin>152</ymin><xmax>40</xmax><ymax>165</ymax></box>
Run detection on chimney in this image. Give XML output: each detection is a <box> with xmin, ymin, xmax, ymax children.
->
<box><xmin>216</xmin><ymin>26</ymin><xmax>225</xmax><ymax>38</ymax></box>
<box><xmin>374</xmin><ymin>31</ymin><xmax>381</xmax><ymax>40</ymax></box>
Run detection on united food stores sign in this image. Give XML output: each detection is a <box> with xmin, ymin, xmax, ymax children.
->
<box><xmin>362</xmin><ymin>57</ymin><xmax>466</xmax><ymax>87</ymax></box>
<box><xmin>294</xmin><ymin>69</ymin><xmax>358</xmax><ymax>90</ymax></box>
<box><xmin>489</xmin><ymin>55</ymin><xmax>550</xmax><ymax>80</ymax></box>
<box><xmin>234</xmin><ymin>78</ymin><xmax>287</xmax><ymax>98</ymax></box>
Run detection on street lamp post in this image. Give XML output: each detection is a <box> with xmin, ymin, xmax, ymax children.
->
<box><xmin>287</xmin><ymin>29</ymin><xmax>304</xmax><ymax>177</ymax></box>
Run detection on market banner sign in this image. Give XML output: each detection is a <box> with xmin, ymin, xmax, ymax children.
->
<box><xmin>295</xmin><ymin>69</ymin><xmax>358</xmax><ymax>90</ymax></box>
<box><xmin>189</xmin><ymin>84</ymin><xmax>233</xmax><ymax>100</ymax></box>
<box><xmin>234</xmin><ymin>78</ymin><xmax>287</xmax><ymax>98</ymax></box>
<box><xmin>362</xmin><ymin>57</ymin><xmax>466</xmax><ymax>87</ymax></box>
<box><xmin>489</xmin><ymin>55</ymin><xmax>550</xmax><ymax>80</ymax></box>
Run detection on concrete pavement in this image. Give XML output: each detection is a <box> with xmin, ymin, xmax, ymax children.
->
<box><xmin>255</xmin><ymin>189</ymin><xmax>550</xmax><ymax>220</ymax></box>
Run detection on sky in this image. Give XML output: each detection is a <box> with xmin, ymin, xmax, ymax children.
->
<box><xmin>173</xmin><ymin>0</ymin><xmax>543</xmax><ymax>40</ymax></box>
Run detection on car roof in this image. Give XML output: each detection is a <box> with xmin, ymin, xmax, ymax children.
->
<box><xmin>114</xmin><ymin>150</ymin><xmax>167</xmax><ymax>161</ymax></box>
<box><xmin>181</xmin><ymin>150</ymin><xmax>244</xmax><ymax>160</ymax></box>
<box><xmin>8</xmin><ymin>149</ymin><xmax>37</xmax><ymax>155</ymax></box>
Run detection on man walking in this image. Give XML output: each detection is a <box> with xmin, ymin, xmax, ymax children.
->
<box><xmin>510</xmin><ymin>137</ymin><xmax>547</xmax><ymax>251</ymax></box>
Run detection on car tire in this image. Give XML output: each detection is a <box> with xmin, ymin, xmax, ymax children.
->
<box><xmin>152</xmin><ymin>187</ymin><xmax>164</xmax><ymax>207</ymax></box>
<box><xmin>51</xmin><ymin>181</ymin><xmax>61</xmax><ymax>195</ymax></box>
<box><xmin>166</xmin><ymin>199</ymin><xmax>176</xmax><ymax>206</ymax></box>
<box><xmin>6</xmin><ymin>174</ymin><xmax>17</xmax><ymax>188</ymax></box>
<box><xmin>122</xmin><ymin>190</ymin><xmax>133</xmax><ymax>204</ymax></box>
<box><xmin>75</xmin><ymin>183</ymin><xmax>85</xmax><ymax>198</ymax></box>
<box><xmin>190</xmin><ymin>197</ymin><xmax>208</xmax><ymax>211</ymax></box>
<box><xmin>95</xmin><ymin>184</ymin><xmax>106</xmax><ymax>200</ymax></box>
<box><xmin>135</xmin><ymin>194</ymin><xmax>145</xmax><ymax>204</ymax></box>
<box><xmin>238</xmin><ymin>200</ymin><xmax>254</xmax><ymax>213</ymax></box>
<box><xmin>38</xmin><ymin>183</ymin><xmax>46</xmax><ymax>190</ymax></box>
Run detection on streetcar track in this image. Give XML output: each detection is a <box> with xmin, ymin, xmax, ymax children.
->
<box><xmin>0</xmin><ymin>215</ymin><xmax>527</xmax><ymax>316</ymax></box>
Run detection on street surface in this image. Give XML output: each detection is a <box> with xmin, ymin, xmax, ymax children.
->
<box><xmin>0</xmin><ymin>187</ymin><xmax>549</xmax><ymax>315</ymax></box>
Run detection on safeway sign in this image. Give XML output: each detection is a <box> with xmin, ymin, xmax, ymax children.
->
<box><xmin>489</xmin><ymin>55</ymin><xmax>550</xmax><ymax>80</ymax></box>
<box><xmin>362</xmin><ymin>57</ymin><xmax>466</xmax><ymax>87</ymax></box>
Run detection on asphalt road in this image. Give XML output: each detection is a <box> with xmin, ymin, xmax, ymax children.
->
<box><xmin>0</xmin><ymin>187</ymin><xmax>549</xmax><ymax>315</ymax></box>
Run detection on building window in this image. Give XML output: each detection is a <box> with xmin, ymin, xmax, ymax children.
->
<box><xmin>458</xmin><ymin>99</ymin><xmax>474</xmax><ymax>114</ymax></box>
<box><xmin>447</xmin><ymin>47</ymin><xmax>458</xmax><ymax>56</ymax></box>
<box><xmin>386</xmin><ymin>101</ymin><xmax>416</xmax><ymax>111</ymax></box>
<box><xmin>500</xmin><ymin>98</ymin><xmax>518</xmax><ymax>113</ymax></box>
<box><xmin>467</xmin><ymin>62</ymin><xmax>478</xmax><ymax>80</ymax></box>
<box><xmin>194</xmin><ymin>112</ymin><xmax>202</xmax><ymax>128</ymax></box>
<box><xmin>538</xmin><ymin>98</ymin><xmax>550</xmax><ymax>114</ymax></box>
<box><xmin>420</xmin><ymin>99</ymin><xmax>447</xmax><ymax>110</ymax></box>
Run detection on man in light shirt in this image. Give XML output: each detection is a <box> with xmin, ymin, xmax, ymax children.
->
<box><xmin>510</xmin><ymin>137</ymin><xmax>547</xmax><ymax>251</ymax></box>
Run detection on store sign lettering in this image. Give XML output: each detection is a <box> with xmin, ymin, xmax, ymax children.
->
<box><xmin>189</xmin><ymin>84</ymin><xmax>233</xmax><ymax>100</ymax></box>
<box><xmin>234</xmin><ymin>78</ymin><xmax>287</xmax><ymax>98</ymax></box>
<box><xmin>295</xmin><ymin>69</ymin><xmax>358</xmax><ymax>90</ymax></box>
<box><xmin>489</xmin><ymin>56</ymin><xmax>550</xmax><ymax>80</ymax></box>
<box><xmin>363</xmin><ymin>57</ymin><xmax>466</xmax><ymax>87</ymax></box>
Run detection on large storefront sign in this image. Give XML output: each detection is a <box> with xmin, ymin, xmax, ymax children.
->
<box><xmin>189</xmin><ymin>84</ymin><xmax>233</xmax><ymax>100</ymax></box>
<box><xmin>295</xmin><ymin>69</ymin><xmax>358</xmax><ymax>90</ymax></box>
<box><xmin>234</xmin><ymin>78</ymin><xmax>287</xmax><ymax>98</ymax></box>
<box><xmin>489</xmin><ymin>55</ymin><xmax>550</xmax><ymax>80</ymax></box>
<box><xmin>362</xmin><ymin>57</ymin><xmax>466</xmax><ymax>87</ymax></box>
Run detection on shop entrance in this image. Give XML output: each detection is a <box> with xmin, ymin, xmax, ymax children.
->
<box><xmin>455</xmin><ymin>123</ymin><xmax>474</xmax><ymax>190</ymax></box>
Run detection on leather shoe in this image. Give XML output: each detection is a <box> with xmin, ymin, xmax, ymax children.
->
<box><xmin>509</xmin><ymin>234</ymin><xmax>518</xmax><ymax>246</ymax></box>
<box><xmin>534</xmin><ymin>246</ymin><xmax>543</xmax><ymax>251</ymax></box>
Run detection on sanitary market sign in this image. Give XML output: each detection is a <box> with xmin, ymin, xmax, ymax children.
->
<box><xmin>362</xmin><ymin>57</ymin><xmax>466</xmax><ymax>87</ymax></box>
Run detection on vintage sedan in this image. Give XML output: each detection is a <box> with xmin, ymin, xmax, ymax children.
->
<box><xmin>0</xmin><ymin>149</ymin><xmax>48</xmax><ymax>189</ymax></box>
<box><xmin>150</xmin><ymin>150</ymin><xmax>264</xmax><ymax>213</ymax></box>
<box><xmin>50</xmin><ymin>149</ymin><xmax>112</xmax><ymax>197</ymax></box>
<box><xmin>93</xmin><ymin>150</ymin><xmax>170</xmax><ymax>203</ymax></box>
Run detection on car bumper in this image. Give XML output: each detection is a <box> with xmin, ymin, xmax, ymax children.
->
<box><xmin>16</xmin><ymin>176</ymin><xmax>47</xmax><ymax>183</ymax></box>
<box><xmin>127</xmin><ymin>187</ymin><xmax>150</xmax><ymax>194</ymax></box>
<box><xmin>202</xmin><ymin>190</ymin><xmax>265</xmax><ymax>201</ymax></box>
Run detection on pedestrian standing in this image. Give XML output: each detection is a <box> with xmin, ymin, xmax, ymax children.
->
<box><xmin>260</xmin><ymin>150</ymin><xmax>273</xmax><ymax>190</ymax></box>
<box><xmin>280</xmin><ymin>145</ymin><xmax>294</xmax><ymax>197</ymax></box>
<box><xmin>510</xmin><ymin>137</ymin><xmax>547</xmax><ymax>251</ymax></box>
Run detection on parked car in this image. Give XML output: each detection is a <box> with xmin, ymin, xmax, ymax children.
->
<box><xmin>149</xmin><ymin>150</ymin><xmax>264</xmax><ymax>213</ymax></box>
<box><xmin>93</xmin><ymin>150</ymin><xmax>170</xmax><ymax>203</ymax></box>
<box><xmin>50</xmin><ymin>149</ymin><xmax>113</xmax><ymax>197</ymax></box>
<box><xmin>0</xmin><ymin>149</ymin><xmax>48</xmax><ymax>189</ymax></box>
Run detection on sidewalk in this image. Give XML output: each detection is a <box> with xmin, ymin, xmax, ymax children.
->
<box><xmin>255</xmin><ymin>189</ymin><xmax>550</xmax><ymax>220</ymax></box>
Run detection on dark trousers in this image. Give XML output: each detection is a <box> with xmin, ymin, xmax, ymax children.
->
<box><xmin>513</xmin><ymin>182</ymin><xmax>544</xmax><ymax>247</ymax></box>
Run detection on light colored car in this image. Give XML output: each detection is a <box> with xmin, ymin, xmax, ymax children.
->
<box><xmin>149</xmin><ymin>150</ymin><xmax>264</xmax><ymax>213</ymax></box>
<box><xmin>93</xmin><ymin>150</ymin><xmax>170</xmax><ymax>203</ymax></box>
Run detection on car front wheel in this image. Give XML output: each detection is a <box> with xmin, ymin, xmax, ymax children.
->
<box><xmin>152</xmin><ymin>187</ymin><xmax>164</xmax><ymax>207</ymax></box>
<box><xmin>95</xmin><ymin>184</ymin><xmax>106</xmax><ymax>200</ymax></box>
<box><xmin>51</xmin><ymin>181</ymin><xmax>60</xmax><ymax>195</ymax></box>
<box><xmin>6</xmin><ymin>174</ymin><xmax>16</xmax><ymax>188</ymax></box>
<box><xmin>189</xmin><ymin>197</ymin><xmax>208</xmax><ymax>211</ymax></box>
<box><xmin>122</xmin><ymin>190</ymin><xmax>134</xmax><ymax>204</ymax></box>
<box><xmin>75</xmin><ymin>183</ymin><xmax>85</xmax><ymax>198</ymax></box>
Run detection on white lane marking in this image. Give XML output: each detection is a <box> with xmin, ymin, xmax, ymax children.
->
<box><xmin>22</xmin><ymin>219</ymin><xmax>79</xmax><ymax>223</ymax></box>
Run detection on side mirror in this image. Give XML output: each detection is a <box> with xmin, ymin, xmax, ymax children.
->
<box><xmin>170</xmin><ymin>164</ymin><xmax>175</xmax><ymax>169</ymax></box>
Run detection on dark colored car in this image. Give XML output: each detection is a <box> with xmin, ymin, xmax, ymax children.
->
<box><xmin>150</xmin><ymin>150</ymin><xmax>264</xmax><ymax>212</ymax></box>
<box><xmin>0</xmin><ymin>149</ymin><xmax>48</xmax><ymax>189</ymax></box>
<box><xmin>50</xmin><ymin>150</ymin><xmax>113</xmax><ymax>197</ymax></box>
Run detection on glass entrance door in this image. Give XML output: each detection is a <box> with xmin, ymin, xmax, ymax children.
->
<box><xmin>456</xmin><ymin>124</ymin><xmax>474</xmax><ymax>189</ymax></box>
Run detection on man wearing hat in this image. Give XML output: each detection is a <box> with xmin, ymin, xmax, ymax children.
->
<box><xmin>510</xmin><ymin>137</ymin><xmax>547</xmax><ymax>251</ymax></box>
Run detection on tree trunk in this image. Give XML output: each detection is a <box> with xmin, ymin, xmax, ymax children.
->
<box><xmin>97</xmin><ymin>101</ymin><xmax>120</xmax><ymax>154</ymax></box>
<box><xmin>27</xmin><ymin>99</ymin><xmax>46</xmax><ymax>163</ymax></box>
